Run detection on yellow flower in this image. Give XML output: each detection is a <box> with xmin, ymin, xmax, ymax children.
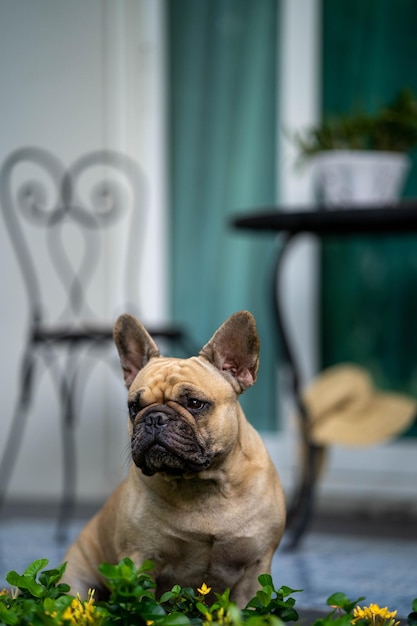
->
<box><xmin>0</xmin><ymin>587</ymin><xmax>19</xmax><ymax>600</ymax></box>
<box><xmin>197</xmin><ymin>583</ymin><xmax>212</xmax><ymax>596</ymax></box>
<box><xmin>352</xmin><ymin>603</ymin><xmax>400</xmax><ymax>626</ymax></box>
<box><xmin>62</xmin><ymin>588</ymin><xmax>103</xmax><ymax>625</ymax></box>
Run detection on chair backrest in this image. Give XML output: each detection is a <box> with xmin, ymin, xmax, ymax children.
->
<box><xmin>0</xmin><ymin>147</ymin><xmax>148</xmax><ymax>329</ymax></box>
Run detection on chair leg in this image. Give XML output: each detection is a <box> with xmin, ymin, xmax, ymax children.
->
<box><xmin>0</xmin><ymin>350</ymin><xmax>36</xmax><ymax>515</ymax></box>
<box><xmin>55</xmin><ymin>358</ymin><xmax>78</xmax><ymax>543</ymax></box>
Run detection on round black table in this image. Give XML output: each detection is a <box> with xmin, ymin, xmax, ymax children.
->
<box><xmin>233</xmin><ymin>203</ymin><xmax>417</xmax><ymax>235</ymax></box>
<box><xmin>232</xmin><ymin>203</ymin><xmax>417</xmax><ymax>548</ymax></box>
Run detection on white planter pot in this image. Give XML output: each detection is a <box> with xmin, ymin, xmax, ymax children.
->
<box><xmin>311</xmin><ymin>150</ymin><xmax>410</xmax><ymax>207</ymax></box>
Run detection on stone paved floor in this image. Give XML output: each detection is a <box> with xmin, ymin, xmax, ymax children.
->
<box><xmin>0</xmin><ymin>510</ymin><xmax>416</xmax><ymax>619</ymax></box>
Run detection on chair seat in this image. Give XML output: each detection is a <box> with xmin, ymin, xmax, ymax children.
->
<box><xmin>32</xmin><ymin>323</ymin><xmax>187</xmax><ymax>344</ymax></box>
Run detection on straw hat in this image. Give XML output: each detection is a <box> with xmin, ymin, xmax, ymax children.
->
<box><xmin>301</xmin><ymin>364</ymin><xmax>416</xmax><ymax>446</ymax></box>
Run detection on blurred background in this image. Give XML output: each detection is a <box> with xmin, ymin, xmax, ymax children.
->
<box><xmin>1</xmin><ymin>0</ymin><xmax>417</xmax><ymax>524</ymax></box>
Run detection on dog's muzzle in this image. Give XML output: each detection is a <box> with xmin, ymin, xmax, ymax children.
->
<box><xmin>131</xmin><ymin>405</ymin><xmax>212</xmax><ymax>476</ymax></box>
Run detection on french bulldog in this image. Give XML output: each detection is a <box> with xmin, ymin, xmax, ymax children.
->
<box><xmin>62</xmin><ymin>311</ymin><xmax>286</xmax><ymax>606</ymax></box>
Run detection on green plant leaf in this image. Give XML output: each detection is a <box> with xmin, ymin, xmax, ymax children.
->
<box><xmin>326</xmin><ymin>593</ymin><xmax>365</xmax><ymax>615</ymax></box>
<box><xmin>279</xmin><ymin>586</ymin><xmax>302</xmax><ymax>598</ymax></box>
<box><xmin>43</xmin><ymin>596</ymin><xmax>71</xmax><ymax>611</ymax></box>
<box><xmin>256</xmin><ymin>587</ymin><xmax>273</xmax><ymax>607</ymax></box>
<box><xmin>160</xmin><ymin>612</ymin><xmax>192</xmax><ymax>626</ymax></box>
<box><xmin>408</xmin><ymin>611</ymin><xmax>417</xmax><ymax>626</ymax></box>
<box><xmin>23</xmin><ymin>559</ymin><xmax>50</xmax><ymax>578</ymax></box>
<box><xmin>258</xmin><ymin>574</ymin><xmax>274</xmax><ymax>588</ymax></box>
<box><xmin>160</xmin><ymin>591</ymin><xmax>178</xmax><ymax>603</ymax></box>
<box><xmin>100</xmin><ymin>556</ymin><xmax>136</xmax><ymax>580</ymax></box>
<box><xmin>245</xmin><ymin>614</ymin><xmax>283</xmax><ymax>626</ymax></box>
<box><xmin>0</xmin><ymin>602</ymin><xmax>19</xmax><ymax>626</ymax></box>
<box><xmin>139</xmin><ymin>599</ymin><xmax>167</xmax><ymax>618</ymax></box>
<box><xmin>246</xmin><ymin>596</ymin><xmax>264</xmax><ymax>610</ymax></box>
<box><xmin>119</xmin><ymin>558</ymin><xmax>138</xmax><ymax>578</ymax></box>
<box><xmin>327</xmin><ymin>592</ymin><xmax>350</xmax><ymax>608</ymax></box>
<box><xmin>139</xmin><ymin>559</ymin><xmax>156</xmax><ymax>573</ymax></box>
<box><xmin>5</xmin><ymin>571</ymin><xmax>44</xmax><ymax>598</ymax></box>
<box><xmin>277</xmin><ymin>606</ymin><xmax>299</xmax><ymax>622</ymax></box>
<box><xmin>98</xmin><ymin>561</ymin><xmax>121</xmax><ymax>578</ymax></box>
<box><xmin>196</xmin><ymin>601</ymin><xmax>210</xmax><ymax>616</ymax></box>
<box><xmin>38</xmin><ymin>562</ymin><xmax>67</xmax><ymax>588</ymax></box>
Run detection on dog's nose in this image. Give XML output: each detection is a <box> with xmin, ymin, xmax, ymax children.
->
<box><xmin>144</xmin><ymin>411</ymin><xmax>169</xmax><ymax>435</ymax></box>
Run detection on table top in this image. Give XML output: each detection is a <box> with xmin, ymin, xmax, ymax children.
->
<box><xmin>232</xmin><ymin>202</ymin><xmax>417</xmax><ymax>236</ymax></box>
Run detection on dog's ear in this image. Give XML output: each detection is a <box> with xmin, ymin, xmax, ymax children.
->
<box><xmin>199</xmin><ymin>311</ymin><xmax>260</xmax><ymax>393</ymax></box>
<box><xmin>113</xmin><ymin>314</ymin><xmax>160</xmax><ymax>388</ymax></box>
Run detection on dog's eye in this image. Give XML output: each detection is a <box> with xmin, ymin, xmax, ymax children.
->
<box><xmin>186</xmin><ymin>398</ymin><xmax>206</xmax><ymax>411</ymax></box>
<box><xmin>128</xmin><ymin>401</ymin><xmax>140</xmax><ymax>420</ymax></box>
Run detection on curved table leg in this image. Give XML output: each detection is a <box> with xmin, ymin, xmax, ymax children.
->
<box><xmin>270</xmin><ymin>233</ymin><xmax>323</xmax><ymax>549</ymax></box>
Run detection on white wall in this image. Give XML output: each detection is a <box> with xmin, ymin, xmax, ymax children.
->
<box><xmin>0</xmin><ymin>0</ymin><xmax>167</xmax><ymax>501</ymax></box>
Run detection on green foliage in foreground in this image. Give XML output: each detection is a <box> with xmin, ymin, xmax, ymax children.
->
<box><xmin>0</xmin><ymin>558</ymin><xmax>415</xmax><ymax>626</ymax></box>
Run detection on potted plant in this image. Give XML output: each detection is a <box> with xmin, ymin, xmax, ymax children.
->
<box><xmin>294</xmin><ymin>89</ymin><xmax>417</xmax><ymax>206</ymax></box>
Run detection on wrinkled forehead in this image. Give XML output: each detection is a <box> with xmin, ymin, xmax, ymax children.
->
<box><xmin>129</xmin><ymin>356</ymin><xmax>230</xmax><ymax>400</ymax></box>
